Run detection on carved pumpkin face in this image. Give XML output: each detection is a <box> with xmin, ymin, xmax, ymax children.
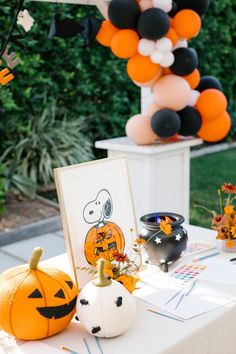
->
<box><xmin>0</xmin><ymin>248</ymin><xmax>78</xmax><ymax>340</ymax></box>
<box><xmin>84</xmin><ymin>222</ymin><xmax>125</xmax><ymax>265</ymax></box>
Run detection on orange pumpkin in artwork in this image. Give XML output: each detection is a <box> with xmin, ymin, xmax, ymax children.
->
<box><xmin>84</xmin><ymin>222</ymin><xmax>125</xmax><ymax>266</ymax></box>
<box><xmin>0</xmin><ymin>247</ymin><xmax>78</xmax><ymax>340</ymax></box>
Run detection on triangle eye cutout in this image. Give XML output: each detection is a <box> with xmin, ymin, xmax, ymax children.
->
<box><xmin>54</xmin><ymin>289</ymin><xmax>65</xmax><ymax>299</ymax></box>
<box><xmin>65</xmin><ymin>280</ymin><xmax>73</xmax><ymax>289</ymax></box>
<box><xmin>28</xmin><ymin>289</ymin><xmax>43</xmax><ymax>298</ymax></box>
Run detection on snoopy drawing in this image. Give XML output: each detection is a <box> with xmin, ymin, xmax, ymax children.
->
<box><xmin>83</xmin><ymin>189</ymin><xmax>125</xmax><ymax>266</ymax></box>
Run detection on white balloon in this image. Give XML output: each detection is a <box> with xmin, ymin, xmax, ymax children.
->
<box><xmin>155</xmin><ymin>37</ymin><xmax>172</xmax><ymax>53</ymax></box>
<box><xmin>188</xmin><ymin>90</ymin><xmax>200</xmax><ymax>106</ymax></box>
<box><xmin>153</xmin><ymin>0</ymin><xmax>172</xmax><ymax>12</ymax></box>
<box><xmin>150</xmin><ymin>50</ymin><xmax>164</xmax><ymax>64</ymax></box>
<box><xmin>160</xmin><ymin>52</ymin><xmax>175</xmax><ymax>67</ymax></box>
<box><xmin>138</xmin><ymin>38</ymin><xmax>156</xmax><ymax>56</ymax></box>
<box><xmin>173</xmin><ymin>39</ymin><xmax>188</xmax><ymax>50</ymax></box>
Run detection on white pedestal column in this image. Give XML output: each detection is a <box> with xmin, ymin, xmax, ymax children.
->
<box><xmin>95</xmin><ymin>137</ymin><xmax>202</xmax><ymax>225</ymax></box>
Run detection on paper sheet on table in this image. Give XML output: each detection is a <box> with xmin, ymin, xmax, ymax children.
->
<box><xmin>7</xmin><ymin>342</ymin><xmax>65</xmax><ymax>354</ymax></box>
<box><xmin>134</xmin><ymin>271</ymin><xmax>236</xmax><ymax>320</ymax></box>
<box><xmin>198</xmin><ymin>257</ymin><xmax>236</xmax><ymax>285</ymax></box>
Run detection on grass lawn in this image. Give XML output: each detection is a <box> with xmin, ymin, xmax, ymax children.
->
<box><xmin>190</xmin><ymin>148</ymin><xmax>236</xmax><ymax>228</ymax></box>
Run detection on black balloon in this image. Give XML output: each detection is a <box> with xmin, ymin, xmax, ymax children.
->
<box><xmin>108</xmin><ymin>0</ymin><xmax>140</xmax><ymax>29</ymax></box>
<box><xmin>171</xmin><ymin>48</ymin><xmax>198</xmax><ymax>76</ymax></box>
<box><xmin>151</xmin><ymin>109</ymin><xmax>181</xmax><ymax>138</ymax></box>
<box><xmin>197</xmin><ymin>76</ymin><xmax>223</xmax><ymax>92</ymax></box>
<box><xmin>168</xmin><ymin>2</ymin><xmax>178</xmax><ymax>17</ymax></box>
<box><xmin>178</xmin><ymin>107</ymin><xmax>202</xmax><ymax>136</ymax></box>
<box><xmin>137</xmin><ymin>8</ymin><xmax>170</xmax><ymax>40</ymax></box>
<box><xmin>174</xmin><ymin>0</ymin><xmax>210</xmax><ymax>15</ymax></box>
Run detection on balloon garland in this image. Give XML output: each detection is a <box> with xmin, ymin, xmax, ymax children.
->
<box><xmin>0</xmin><ymin>0</ymin><xmax>231</xmax><ymax>144</ymax></box>
<box><xmin>97</xmin><ymin>0</ymin><xmax>231</xmax><ymax>143</ymax></box>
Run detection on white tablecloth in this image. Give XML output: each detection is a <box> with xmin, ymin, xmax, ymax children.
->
<box><xmin>19</xmin><ymin>225</ymin><xmax>236</xmax><ymax>353</ymax></box>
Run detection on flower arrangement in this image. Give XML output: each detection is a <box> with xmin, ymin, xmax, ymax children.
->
<box><xmin>196</xmin><ymin>183</ymin><xmax>236</xmax><ymax>248</ymax></box>
<box><xmin>80</xmin><ymin>220</ymin><xmax>173</xmax><ymax>293</ymax></box>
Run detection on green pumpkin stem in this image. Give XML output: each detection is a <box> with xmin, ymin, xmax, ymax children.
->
<box><xmin>93</xmin><ymin>258</ymin><xmax>112</xmax><ymax>287</ymax></box>
<box><xmin>29</xmin><ymin>247</ymin><xmax>43</xmax><ymax>270</ymax></box>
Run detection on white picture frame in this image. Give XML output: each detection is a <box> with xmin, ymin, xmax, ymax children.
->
<box><xmin>54</xmin><ymin>157</ymin><xmax>137</xmax><ymax>287</ymax></box>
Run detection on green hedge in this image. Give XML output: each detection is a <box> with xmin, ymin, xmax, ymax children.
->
<box><xmin>0</xmin><ymin>0</ymin><xmax>235</xmax><ymax>157</ymax></box>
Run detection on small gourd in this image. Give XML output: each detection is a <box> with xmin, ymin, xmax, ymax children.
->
<box><xmin>0</xmin><ymin>247</ymin><xmax>78</xmax><ymax>340</ymax></box>
<box><xmin>76</xmin><ymin>258</ymin><xmax>136</xmax><ymax>338</ymax></box>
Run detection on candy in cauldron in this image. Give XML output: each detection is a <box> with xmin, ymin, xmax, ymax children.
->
<box><xmin>139</xmin><ymin>212</ymin><xmax>188</xmax><ymax>272</ymax></box>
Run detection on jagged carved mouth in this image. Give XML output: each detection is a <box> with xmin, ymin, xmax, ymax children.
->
<box><xmin>37</xmin><ymin>296</ymin><xmax>77</xmax><ymax>319</ymax></box>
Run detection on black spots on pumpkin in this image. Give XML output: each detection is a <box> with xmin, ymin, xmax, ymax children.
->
<box><xmin>75</xmin><ymin>315</ymin><xmax>79</xmax><ymax>321</ymax></box>
<box><xmin>54</xmin><ymin>289</ymin><xmax>65</xmax><ymax>299</ymax></box>
<box><xmin>92</xmin><ymin>326</ymin><xmax>101</xmax><ymax>334</ymax></box>
<box><xmin>65</xmin><ymin>280</ymin><xmax>73</xmax><ymax>289</ymax></box>
<box><xmin>28</xmin><ymin>288</ymin><xmax>43</xmax><ymax>298</ymax></box>
<box><xmin>115</xmin><ymin>296</ymin><xmax>123</xmax><ymax>307</ymax></box>
<box><xmin>80</xmin><ymin>298</ymin><xmax>89</xmax><ymax>306</ymax></box>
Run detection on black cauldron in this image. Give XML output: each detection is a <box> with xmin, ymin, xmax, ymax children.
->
<box><xmin>139</xmin><ymin>212</ymin><xmax>188</xmax><ymax>272</ymax></box>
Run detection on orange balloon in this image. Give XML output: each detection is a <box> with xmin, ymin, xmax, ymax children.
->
<box><xmin>165</xmin><ymin>28</ymin><xmax>179</xmax><ymax>46</ymax></box>
<box><xmin>183</xmin><ymin>69</ymin><xmax>200</xmax><ymax>89</ymax></box>
<box><xmin>173</xmin><ymin>10</ymin><xmax>201</xmax><ymax>39</ymax></box>
<box><xmin>163</xmin><ymin>67</ymin><xmax>172</xmax><ymax>75</ymax></box>
<box><xmin>126</xmin><ymin>114</ymin><xmax>157</xmax><ymax>145</ymax></box>
<box><xmin>111</xmin><ymin>30</ymin><xmax>139</xmax><ymax>59</ymax></box>
<box><xmin>198</xmin><ymin>111</ymin><xmax>231</xmax><ymax>142</ymax></box>
<box><xmin>133</xmin><ymin>69</ymin><xmax>163</xmax><ymax>87</ymax></box>
<box><xmin>196</xmin><ymin>89</ymin><xmax>227</xmax><ymax>120</ymax></box>
<box><xmin>127</xmin><ymin>54</ymin><xmax>162</xmax><ymax>83</ymax></box>
<box><xmin>96</xmin><ymin>20</ymin><xmax>119</xmax><ymax>47</ymax></box>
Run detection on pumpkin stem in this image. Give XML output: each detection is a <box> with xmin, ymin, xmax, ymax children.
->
<box><xmin>93</xmin><ymin>258</ymin><xmax>112</xmax><ymax>287</ymax></box>
<box><xmin>29</xmin><ymin>247</ymin><xmax>43</xmax><ymax>270</ymax></box>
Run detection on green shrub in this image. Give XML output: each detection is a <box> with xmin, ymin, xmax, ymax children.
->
<box><xmin>1</xmin><ymin>99</ymin><xmax>93</xmax><ymax>188</ymax></box>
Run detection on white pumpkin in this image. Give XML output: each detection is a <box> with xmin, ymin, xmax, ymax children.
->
<box><xmin>76</xmin><ymin>258</ymin><xmax>136</xmax><ymax>338</ymax></box>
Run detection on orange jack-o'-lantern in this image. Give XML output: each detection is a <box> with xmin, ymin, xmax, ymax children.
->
<box><xmin>84</xmin><ymin>222</ymin><xmax>125</xmax><ymax>265</ymax></box>
<box><xmin>0</xmin><ymin>247</ymin><xmax>78</xmax><ymax>340</ymax></box>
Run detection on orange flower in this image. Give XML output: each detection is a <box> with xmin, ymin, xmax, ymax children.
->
<box><xmin>226</xmin><ymin>239</ymin><xmax>235</xmax><ymax>248</ymax></box>
<box><xmin>224</xmin><ymin>205</ymin><xmax>234</xmax><ymax>215</ymax></box>
<box><xmin>134</xmin><ymin>238</ymin><xmax>146</xmax><ymax>245</ymax></box>
<box><xmin>104</xmin><ymin>263</ymin><xmax>114</xmax><ymax>278</ymax></box>
<box><xmin>222</xmin><ymin>183</ymin><xmax>236</xmax><ymax>194</ymax></box>
<box><xmin>231</xmin><ymin>226</ymin><xmax>236</xmax><ymax>239</ymax></box>
<box><xmin>112</xmin><ymin>250</ymin><xmax>129</xmax><ymax>263</ymax></box>
<box><xmin>216</xmin><ymin>232</ymin><xmax>225</xmax><ymax>240</ymax></box>
<box><xmin>212</xmin><ymin>214</ymin><xmax>223</xmax><ymax>226</ymax></box>
<box><xmin>160</xmin><ymin>220</ymin><xmax>172</xmax><ymax>235</ymax></box>
<box><xmin>116</xmin><ymin>274</ymin><xmax>139</xmax><ymax>293</ymax></box>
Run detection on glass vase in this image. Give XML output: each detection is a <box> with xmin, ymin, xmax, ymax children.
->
<box><xmin>222</xmin><ymin>239</ymin><xmax>236</xmax><ymax>253</ymax></box>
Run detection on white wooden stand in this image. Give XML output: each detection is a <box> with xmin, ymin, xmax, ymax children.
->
<box><xmin>96</xmin><ymin>137</ymin><xmax>202</xmax><ymax>224</ymax></box>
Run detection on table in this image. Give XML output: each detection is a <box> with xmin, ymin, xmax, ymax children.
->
<box><xmin>14</xmin><ymin>225</ymin><xmax>236</xmax><ymax>353</ymax></box>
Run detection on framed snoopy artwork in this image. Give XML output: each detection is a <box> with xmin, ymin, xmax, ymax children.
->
<box><xmin>54</xmin><ymin>157</ymin><xmax>137</xmax><ymax>287</ymax></box>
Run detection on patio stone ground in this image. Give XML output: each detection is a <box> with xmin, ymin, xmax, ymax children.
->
<box><xmin>0</xmin><ymin>229</ymin><xmax>66</xmax><ymax>273</ymax></box>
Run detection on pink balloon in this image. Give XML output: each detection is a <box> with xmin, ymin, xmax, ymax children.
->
<box><xmin>147</xmin><ymin>102</ymin><xmax>161</xmax><ymax>116</ymax></box>
<box><xmin>126</xmin><ymin>114</ymin><xmax>157</xmax><ymax>145</ymax></box>
<box><xmin>139</xmin><ymin>0</ymin><xmax>153</xmax><ymax>12</ymax></box>
<box><xmin>153</xmin><ymin>75</ymin><xmax>191</xmax><ymax>111</ymax></box>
